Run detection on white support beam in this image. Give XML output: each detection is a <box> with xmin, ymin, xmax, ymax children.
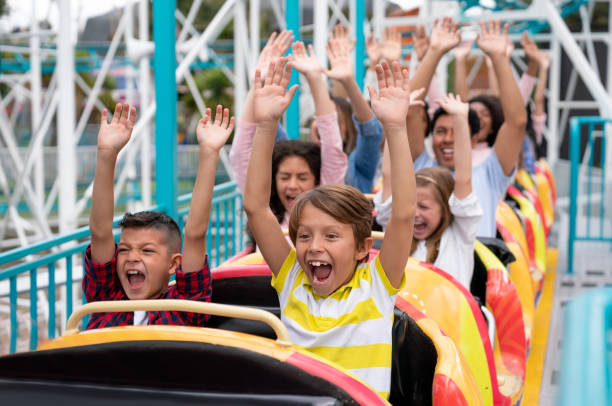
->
<box><xmin>30</xmin><ymin>0</ymin><xmax>43</xmax><ymax>207</ymax></box>
<box><xmin>234</xmin><ymin>0</ymin><xmax>248</xmax><ymax>117</ymax></box>
<box><xmin>176</xmin><ymin>0</ymin><xmax>203</xmax><ymax>46</ymax></box>
<box><xmin>249</xmin><ymin>0</ymin><xmax>260</xmax><ymax>70</ymax></box>
<box><xmin>56</xmin><ymin>0</ymin><xmax>77</xmax><ymax>234</ymax></box>
<box><xmin>548</xmin><ymin>36</ymin><xmax>561</xmax><ymax>166</ymax></box>
<box><xmin>139</xmin><ymin>0</ymin><xmax>152</xmax><ymax>208</ymax></box>
<box><xmin>314</xmin><ymin>0</ymin><xmax>328</xmax><ymax>68</ymax></box>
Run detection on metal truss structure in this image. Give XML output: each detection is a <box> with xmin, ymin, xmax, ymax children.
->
<box><xmin>0</xmin><ymin>0</ymin><xmax>611</xmax><ymax>252</ymax></box>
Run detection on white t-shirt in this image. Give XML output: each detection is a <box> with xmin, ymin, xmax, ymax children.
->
<box><xmin>411</xmin><ymin>192</ymin><xmax>483</xmax><ymax>288</ymax></box>
<box><xmin>133</xmin><ymin>310</ymin><xmax>149</xmax><ymax>325</ymax></box>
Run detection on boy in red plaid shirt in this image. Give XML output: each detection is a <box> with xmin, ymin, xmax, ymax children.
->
<box><xmin>84</xmin><ymin>103</ymin><xmax>234</xmax><ymax>329</ymax></box>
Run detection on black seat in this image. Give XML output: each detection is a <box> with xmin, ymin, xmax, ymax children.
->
<box><xmin>470</xmin><ymin>237</ymin><xmax>516</xmax><ymax>305</ymax></box>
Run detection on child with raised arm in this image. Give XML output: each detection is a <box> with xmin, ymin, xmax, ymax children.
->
<box><xmin>85</xmin><ymin>103</ymin><xmax>234</xmax><ymax>329</ymax></box>
<box><xmin>243</xmin><ymin>58</ymin><xmax>416</xmax><ymax>399</ymax></box>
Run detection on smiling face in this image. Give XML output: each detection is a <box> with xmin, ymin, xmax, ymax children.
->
<box><xmin>116</xmin><ymin>227</ymin><xmax>181</xmax><ymax>300</ymax></box>
<box><xmin>432</xmin><ymin>114</ymin><xmax>456</xmax><ymax>170</ymax></box>
<box><xmin>295</xmin><ymin>203</ymin><xmax>370</xmax><ymax>296</ymax></box>
<box><xmin>275</xmin><ymin>155</ymin><xmax>317</xmax><ymax>213</ymax></box>
<box><xmin>414</xmin><ymin>186</ymin><xmax>443</xmax><ymax>241</ymax></box>
<box><xmin>470</xmin><ymin>101</ymin><xmax>491</xmax><ymax>143</ymax></box>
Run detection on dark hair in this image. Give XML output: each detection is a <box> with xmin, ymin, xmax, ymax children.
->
<box><xmin>330</xmin><ymin>95</ymin><xmax>357</xmax><ymax>154</ymax></box>
<box><xmin>430</xmin><ymin>107</ymin><xmax>481</xmax><ymax>137</ymax></box>
<box><xmin>271</xmin><ymin>140</ymin><xmax>321</xmax><ymax>224</ymax></box>
<box><xmin>119</xmin><ymin>211</ymin><xmax>182</xmax><ymax>254</ymax></box>
<box><xmin>289</xmin><ymin>184</ymin><xmax>373</xmax><ymax>264</ymax></box>
<box><xmin>411</xmin><ymin>167</ymin><xmax>454</xmax><ymax>264</ymax></box>
<box><xmin>469</xmin><ymin>95</ymin><xmax>504</xmax><ymax>146</ymax></box>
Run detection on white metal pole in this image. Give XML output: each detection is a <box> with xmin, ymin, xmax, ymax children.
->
<box><xmin>125</xmin><ymin>2</ymin><xmax>137</xmax><ymax>213</ymax></box>
<box><xmin>56</xmin><ymin>0</ymin><xmax>77</xmax><ymax>234</ymax></box>
<box><xmin>249</xmin><ymin>0</ymin><xmax>260</xmax><ymax>70</ymax></box>
<box><xmin>314</xmin><ymin>0</ymin><xmax>328</xmax><ymax>68</ymax></box>
<box><xmin>139</xmin><ymin>0</ymin><xmax>152</xmax><ymax>208</ymax></box>
<box><xmin>548</xmin><ymin>36</ymin><xmax>560</xmax><ymax>167</ymax></box>
<box><xmin>234</xmin><ymin>0</ymin><xmax>247</xmax><ymax>117</ymax></box>
<box><xmin>373</xmin><ymin>0</ymin><xmax>384</xmax><ymax>39</ymax></box>
<box><xmin>30</xmin><ymin>0</ymin><xmax>44</xmax><ymax>207</ymax></box>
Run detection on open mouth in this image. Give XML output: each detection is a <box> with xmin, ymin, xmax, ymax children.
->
<box><xmin>286</xmin><ymin>195</ymin><xmax>298</xmax><ymax>207</ymax></box>
<box><xmin>308</xmin><ymin>260</ymin><xmax>332</xmax><ymax>284</ymax></box>
<box><xmin>441</xmin><ymin>148</ymin><xmax>453</xmax><ymax>160</ymax></box>
<box><xmin>414</xmin><ymin>221</ymin><xmax>427</xmax><ymax>234</ymax></box>
<box><xmin>126</xmin><ymin>270</ymin><xmax>145</xmax><ymax>290</ymax></box>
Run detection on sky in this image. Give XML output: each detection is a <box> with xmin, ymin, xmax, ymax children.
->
<box><xmin>0</xmin><ymin>0</ymin><xmax>128</xmax><ymax>35</ymax></box>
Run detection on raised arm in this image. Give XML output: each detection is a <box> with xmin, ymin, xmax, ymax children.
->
<box><xmin>182</xmin><ymin>106</ymin><xmax>234</xmax><ymax>273</ymax></box>
<box><xmin>290</xmin><ymin>41</ymin><xmax>335</xmax><ymax>116</ymax></box>
<box><xmin>533</xmin><ymin>51</ymin><xmax>550</xmax><ymax>143</ymax></box>
<box><xmin>230</xmin><ymin>31</ymin><xmax>293</xmax><ymax>192</ymax></box>
<box><xmin>243</xmin><ymin>59</ymin><xmax>298</xmax><ymax>275</ymax></box>
<box><xmin>438</xmin><ymin>94</ymin><xmax>472</xmax><ymax>199</ymax></box>
<box><xmin>382</xmin><ymin>27</ymin><xmax>403</xmax><ymax>64</ymax></box>
<box><xmin>326</xmin><ymin>34</ymin><xmax>372</xmax><ymax>122</ymax></box>
<box><xmin>368</xmin><ymin>62</ymin><xmax>418</xmax><ymax>289</ymax></box>
<box><xmin>90</xmin><ymin>103</ymin><xmax>136</xmax><ymax>263</ymax></box>
<box><xmin>477</xmin><ymin>20</ymin><xmax>527</xmax><ymax>175</ymax></box>
<box><xmin>454</xmin><ymin>40</ymin><xmax>473</xmax><ymax>101</ymax></box>
<box><xmin>519</xmin><ymin>31</ymin><xmax>540</xmax><ymax>104</ymax></box>
<box><xmin>410</xmin><ymin>17</ymin><xmax>460</xmax><ymax>102</ymax></box>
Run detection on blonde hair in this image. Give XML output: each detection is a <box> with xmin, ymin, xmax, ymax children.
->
<box><xmin>411</xmin><ymin>167</ymin><xmax>454</xmax><ymax>264</ymax></box>
<box><xmin>288</xmin><ymin>184</ymin><xmax>373</xmax><ymax>264</ymax></box>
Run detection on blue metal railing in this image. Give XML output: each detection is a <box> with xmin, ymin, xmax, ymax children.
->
<box><xmin>559</xmin><ymin>287</ymin><xmax>612</xmax><ymax>406</ymax></box>
<box><xmin>0</xmin><ymin>181</ymin><xmax>245</xmax><ymax>354</ymax></box>
<box><xmin>568</xmin><ymin>117</ymin><xmax>611</xmax><ymax>273</ymax></box>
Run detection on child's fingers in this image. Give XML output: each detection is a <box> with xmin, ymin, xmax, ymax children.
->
<box><xmin>382</xmin><ymin>61</ymin><xmax>393</xmax><ymax>88</ymax></box>
<box><xmin>101</xmin><ymin>108</ymin><xmax>108</xmax><ymax>124</ymax></box>
<box><xmin>374</xmin><ymin>64</ymin><xmax>385</xmax><ymax>89</ymax></box>
<box><xmin>307</xmin><ymin>44</ymin><xmax>316</xmax><ymax>59</ymax></box>
<box><xmin>122</xmin><ymin>103</ymin><xmax>130</xmax><ymax>122</ymax></box>
<box><xmin>254</xmin><ymin>69</ymin><xmax>263</xmax><ymax>89</ymax></box>
<box><xmin>401</xmin><ymin>68</ymin><xmax>410</xmax><ymax>91</ymax></box>
<box><xmin>214</xmin><ymin>105</ymin><xmax>223</xmax><ymax>125</ymax></box>
<box><xmin>280</xmin><ymin>61</ymin><xmax>293</xmax><ymax>90</ymax></box>
<box><xmin>391</xmin><ymin>61</ymin><xmax>402</xmax><ymax>87</ymax></box>
<box><xmin>129</xmin><ymin>106</ymin><xmax>137</xmax><ymax>127</ymax></box>
<box><xmin>227</xmin><ymin>116</ymin><xmax>235</xmax><ymax>134</ymax></box>
<box><xmin>502</xmin><ymin>23</ymin><xmax>509</xmax><ymax>38</ymax></box>
<box><xmin>265</xmin><ymin>61</ymin><xmax>275</xmax><ymax>86</ymax></box>
<box><xmin>284</xmin><ymin>84</ymin><xmax>299</xmax><ymax>105</ymax></box>
<box><xmin>221</xmin><ymin>108</ymin><xmax>230</xmax><ymax>128</ymax></box>
<box><xmin>264</xmin><ymin>31</ymin><xmax>277</xmax><ymax>49</ymax></box>
<box><xmin>366</xmin><ymin>85</ymin><xmax>378</xmax><ymax>103</ymax></box>
<box><xmin>200</xmin><ymin>108</ymin><xmax>211</xmax><ymax>126</ymax></box>
<box><xmin>112</xmin><ymin>103</ymin><xmax>122</xmax><ymax>123</ymax></box>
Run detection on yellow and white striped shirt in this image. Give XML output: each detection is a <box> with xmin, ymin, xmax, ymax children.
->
<box><xmin>272</xmin><ymin>249</ymin><xmax>404</xmax><ymax>399</ymax></box>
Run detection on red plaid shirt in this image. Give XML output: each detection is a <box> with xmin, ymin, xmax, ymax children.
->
<box><xmin>82</xmin><ymin>245</ymin><xmax>211</xmax><ymax>330</ymax></box>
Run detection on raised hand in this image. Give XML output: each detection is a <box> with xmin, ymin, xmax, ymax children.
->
<box><xmin>476</xmin><ymin>20</ymin><xmax>508</xmax><ymax>59</ymax></box>
<box><xmin>368</xmin><ymin>61</ymin><xmax>416</xmax><ymax>128</ymax></box>
<box><xmin>366</xmin><ymin>35</ymin><xmax>382</xmax><ymax>65</ymax></box>
<box><xmin>331</xmin><ymin>23</ymin><xmax>355</xmax><ymax>52</ymax></box>
<box><xmin>289</xmin><ymin>41</ymin><xmax>323</xmax><ymax>77</ymax></box>
<box><xmin>436</xmin><ymin>93</ymin><xmax>469</xmax><ymax>117</ymax></box>
<box><xmin>325</xmin><ymin>38</ymin><xmax>354</xmax><ymax>83</ymax></box>
<box><xmin>429</xmin><ymin>17</ymin><xmax>461</xmax><ymax>55</ymax></box>
<box><xmin>256</xmin><ymin>30</ymin><xmax>294</xmax><ymax>80</ymax></box>
<box><xmin>196</xmin><ymin>105</ymin><xmax>235</xmax><ymax>152</ymax></box>
<box><xmin>520</xmin><ymin>31</ymin><xmax>539</xmax><ymax>63</ymax></box>
<box><xmin>97</xmin><ymin>103</ymin><xmax>136</xmax><ymax>153</ymax></box>
<box><xmin>382</xmin><ymin>27</ymin><xmax>403</xmax><ymax>62</ymax></box>
<box><xmin>454</xmin><ymin>40</ymin><xmax>473</xmax><ymax>60</ymax></box>
<box><xmin>253</xmin><ymin>58</ymin><xmax>299</xmax><ymax>123</ymax></box>
<box><xmin>412</xmin><ymin>25</ymin><xmax>429</xmax><ymax>61</ymax></box>
<box><xmin>538</xmin><ymin>50</ymin><xmax>550</xmax><ymax>70</ymax></box>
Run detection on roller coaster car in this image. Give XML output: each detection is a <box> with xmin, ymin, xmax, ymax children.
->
<box><xmin>212</xmin><ymin>259</ymin><xmax>483</xmax><ymax>405</ymax></box>
<box><xmin>0</xmin><ymin>300</ymin><xmax>390</xmax><ymax>406</ymax></box>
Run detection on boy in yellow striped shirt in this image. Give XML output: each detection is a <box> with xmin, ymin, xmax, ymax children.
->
<box><xmin>243</xmin><ymin>57</ymin><xmax>418</xmax><ymax>399</ymax></box>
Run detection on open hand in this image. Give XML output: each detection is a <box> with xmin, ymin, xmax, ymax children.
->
<box><xmin>412</xmin><ymin>25</ymin><xmax>429</xmax><ymax>61</ymax></box>
<box><xmin>520</xmin><ymin>31</ymin><xmax>539</xmax><ymax>63</ymax></box>
<box><xmin>368</xmin><ymin>61</ymin><xmax>415</xmax><ymax>128</ymax></box>
<box><xmin>476</xmin><ymin>20</ymin><xmax>509</xmax><ymax>59</ymax></box>
<box><xmin>253</xmin><ymin>57</ymin><xmax>299</xmax><ymax>123</ymax></box>
<box><xmin>366</xmin><ymin>35</ymin><xmax>382</xmax><ymax>65</ymax></box>
<box><xmin>97</xmin><ymin>103</ymin><xmax>136</xmax><ymax>153</ymax></box>
<box><xmin>429</xmin><ymin>17</ymin><xmax>461</xmax><ymax>55</ymax></box>
<box><xmin>538</xmin><ymin>50</ymin><xmax>550</xmax><ymax>70</ymax></box>
<box><xmin>436</xmin><ymin>93</ymin><xmax>469</xmax><ymax>118</ymax></box>
<box><xmin>290</xmin><ymin>41</ymin><xmax>323</xmax><ymax>77</ymax></box>
<box><xmin>331</xmin><ymin>23</ymin><xmax>355</xmax><ymax>52</ymax></box>
<box><xmin>196</xmin><ymin>105</ymin><xmax>235</xmax><ymax>152</ymax></box>
<box><xmin>382</xmin><ymin>27</ymin><xmax>403</xmax><ymax>62</ymax></box>
<box><xmin>256</xmin><ymin>30</ymin><xmax>294</xmax><ymax>81</ymax></box>
<box><xmin>325</xmin><ymin>38</ymin><xmax>354</xmax><ymax>82</ymax></box>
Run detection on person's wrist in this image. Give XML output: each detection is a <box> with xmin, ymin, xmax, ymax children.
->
<box><xmin>256</xmin><ymin>119</ymin><xmax>279</xmax><ymax>131</ymax></box>
<box><xmin>97</xmin><ymin>147</ymin><xmax>120</xmax><ymax>159</ymax></box>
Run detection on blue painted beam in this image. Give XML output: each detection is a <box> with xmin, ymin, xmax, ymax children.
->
<box><xmin>354</xmin><ymin>0</ymin><xmax>365</xmax><ymax>92</ymax></box>
<box><xmin>153</xmin><ymin>0</ymin><xmax>178</xmax><ymax>220</ymax></box>
<box><xmin>285</xmin><ymin>0</ymin><xmax>300</xmax><ymax>139</ymax></box>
